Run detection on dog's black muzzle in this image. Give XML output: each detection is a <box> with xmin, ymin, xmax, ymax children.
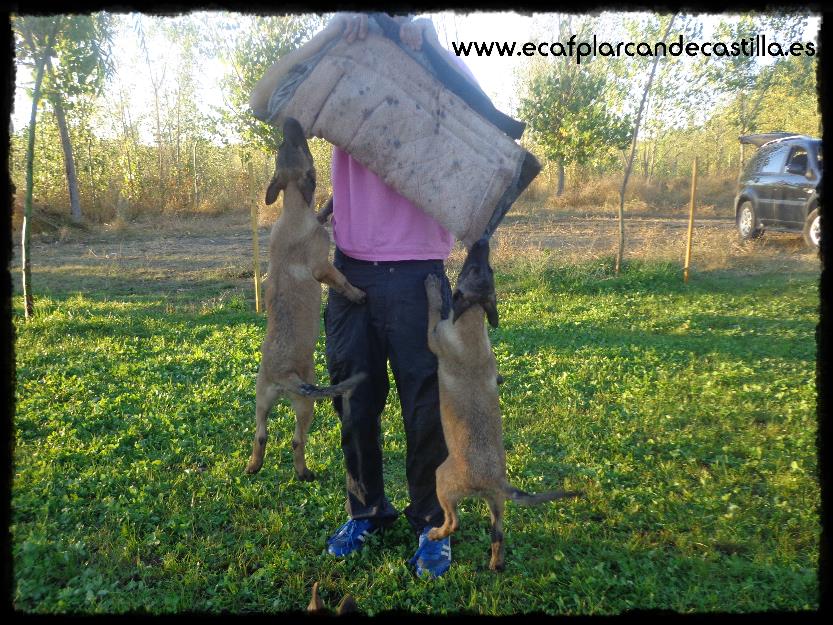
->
<box><xmin>451</xmin><ymin>237</ymin><xmax>498</xmax><ymax>327</ymax></box>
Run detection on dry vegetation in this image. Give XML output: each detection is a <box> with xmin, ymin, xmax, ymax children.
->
<box><xmin>521</xmin><ymin>166</ymin><xmax>738</xmax><ymax>219</ymax></box>
<box><xmin>10</xmin><ymin>138</ymin><xmax>819</xmax><ymax>295</ymax></box>
<box><xmin>449</xmin><ymin>181</ymin><xmax>818</xmax><ymax>278</ymax></box>
<box><xmin>11</xmin><ymin>189</ymin><xmax>819</xmax><ymax>309</ymax></box>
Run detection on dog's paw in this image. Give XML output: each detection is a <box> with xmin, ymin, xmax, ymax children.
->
<box><xmin>424</xmin><ymin>273</ymin><xmax>441</xmax><ymax>291</ymax></box>
<box><xmin>424</xmin><ymin>274</ymin><xmax>442</xmax><ymax>305</ymax></box>
<box><xmin>349</xmin><ymin>288</ymin><xmax>366</xmax><ymax>305</ymax></box>
<box><xmin>245</xmin><ymin>458</ymin><xmax>263</xmax><ymax>474</ymax></box>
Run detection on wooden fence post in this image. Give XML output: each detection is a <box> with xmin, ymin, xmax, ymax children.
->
<box><xmin>249</xmin><ymin>160</ymin><xmax>262</xmax><ymax>313</ymax></box>
<box><xmin>684</xmin><ymin>158</ymin><xmax>698</xmax><ymax>284</ymax></box>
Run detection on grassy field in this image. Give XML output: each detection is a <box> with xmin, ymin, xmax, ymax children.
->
<box><xmin>11</xmin><ymin>216</ymin><xmax>820</xmax><ymax>614</ymax></box>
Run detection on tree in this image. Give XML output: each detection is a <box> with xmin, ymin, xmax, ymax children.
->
<box><xmin>631</xmin><ymin>15</ymin><xmax>706</xmax><ymax>181</ymax></box>
<box><xmin>517</xmin><ymin>17</ymin><xmax>632</xmax><ymax>196</ymax></box>
<box><xmin>745</xmin><ymin>52</ymin><xmax>819</xmax><ymax>138</ymax></box>
<box><xmin>159</xmin><ymin>16</ymin><xmax>209</xmax><ymax>210</ymax></box>
<box><xmin>616</xmin><ymin>13</ymin><xmax>677</xmax><ymax>275</ymax></box>
<box><xmin>209</xmin><ymin>13</ymin><xmax>326</xmax><ymax>153</ymax></box>
<box><xmin>14</xmin><ymin>16</ymin><xmax>59</xmax><ymax>318</ymax></box>
<box><xmin>16</xmin><ymin>14</ymin><xmax>114</xmax><ymax>223</ymax></box>
<box><xmin>706</xmin><ymin>13</ymin><xmax>807</xmax><ymax>173</ymax></box>
<box><xmin>134</xmin><ymin>15</ymin><xmax>169</xmax><ymax>209</ymax></box>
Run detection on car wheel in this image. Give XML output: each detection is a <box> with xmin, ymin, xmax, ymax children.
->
<box><xmin>737</xmin><ymin>201</ymin><xmax>761</xmax><ymax>241</ymax></box>
<box><xmin>803</xmin><ymin>208</ymin><xmax>820</xmax><ymax>249</ymax></box>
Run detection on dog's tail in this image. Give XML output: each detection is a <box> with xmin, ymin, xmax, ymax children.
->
<box><xmin>504</xmin><ymin>484</ymin><xmax>583</xmax><ymax>506</ymax></box>
<box><xmin>291</xmin><ymin>372</ymin><xmax>367</xmax><ymax>399</ymax></box>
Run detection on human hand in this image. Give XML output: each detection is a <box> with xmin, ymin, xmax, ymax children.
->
<box><xmin>339</xmin><ymin>13</ymin><xmax>368</xmax><ymax>43</ymax></box>
<box><xmin>399</xmin><ymin>18</ymin><xmax>429</xmax><ymax>51</ymax></box>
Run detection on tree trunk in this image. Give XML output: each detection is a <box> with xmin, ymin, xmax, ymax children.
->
<box><xmin>738</xmin><ymin>141</ymin><xmax>745</xmax><ymax>181</ymax></box>
<box><xmin>51</xmin><ymin>92</ymin><xmax>82</xmax><ymax>223</ymax></box>
<box><xmin>648</xmin><ymin>135</ymin><xmax>659</xmax><ymax>182</ymax></box>
<box><xmin>616</xmin><ymin>14</ymin><xmax>676</xmax><ymax>275</ymax></box>
<box><xmin>640</xmin><ymin>91</ymin><xmax>651</xmax><ymax>178</ymax></box>
<box><xmin>139</xmin><ymin>21</ymin><xmax>166</xmax><ymax>209</ymax></box>
<box><xmin>192</xmin><ymin>140</ymin><xmax>198</xmax><ymax>209</ymax></box>
<box><xmin>122</xmin><ymin>90</ymin><xmax>137</xmax><ymax>203</ymax></box>
<box><xmin>87</xmin><ymin>136</ymin><xmax>96</xmax><ymax>210</ymax></box>
<box><xmin>22</xmin><ymin>47</ymin><xmax>50</xmax><ymax>319</ymax></box>
<box><xmin>116</xmin><ymin>84</ymin><xmax>137</xmax><ymax>211</ymax></box>
<box><xmin>556</xmin><ymin>161</ymin><xmax>565</xmax><ymax>196</ymax></box>
<box><xmin>154</xmin><ymin>90</ymin><xmax>163</xmax><ymax>207</ymax></box>
<box><xmin>175</xmin><ymin>87</ymin><xmax>182</xmax><ymax>198</ymax></box>
<box><xmin>176</xmin><ymin>90</ymin><xmax>181</xmax><ymax>170</ymax></box>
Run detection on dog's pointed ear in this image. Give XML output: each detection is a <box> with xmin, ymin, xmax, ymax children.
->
<box><xmin>484</xmin><ymin>295</ymin><xmax>499</xmax><ymax>328</ymax></box>
<box><xmin>336</xmin><ymin>594</ymin><xmax>357</xmax><ymax>615</ymax></box>
<box><xmin>265</xmin><ymin>174</ymin><xmax>285</xmax><ymax>205</ymax></box>
<box><xmin>451</xmin><ymin>291</ymin><xmax>471</xmax><ymax>324</ymax></box>
<box><xmin>299</xmin><ymin>174</ymin><xmax>315</xmax><ymax>206</ymax></box>
<box><xmin>308</xmin><ymin>582</ymin><xmax>325</xmax><ymax>613</ymax></box>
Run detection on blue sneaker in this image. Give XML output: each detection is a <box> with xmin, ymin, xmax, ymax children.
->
<box><xmin>326</xmin><ymin>518</ymin><xmax>379</xmax><ymax>557</ymax></box>
<box><xmin>408</xmin><ymin>527</ymin><xmax>451</xmax><ymax>578</ymax></box>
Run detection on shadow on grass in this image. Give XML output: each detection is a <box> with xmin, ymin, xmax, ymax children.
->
<box><xmin>536</xmin><ymin>260</ymin><xmax>817</xmax><ymax>297</ymax></box>
<box><xmin>491</xmin><ymin>260</ymin><xmax>816</xmax><ymax>365</ymax></box>
<box><xmin>15</xmin><ymin>259</ymin><xmax>816</xmax><ymax>373</ymax></box>
<box><xmin>15</xmin><ymin>266</ymin><xmax>252</xmax><ymax>302</ymax></box>
<box><xmin>493</xmin><ymin>313</ymin><xmax>814</xmax><ymax>366</ymax></box>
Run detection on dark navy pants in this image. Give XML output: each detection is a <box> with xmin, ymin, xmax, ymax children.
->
<box><xmin>324</xmin><ymin>248</ymin><xmax>452</xmax><ymax>536</ymax></box>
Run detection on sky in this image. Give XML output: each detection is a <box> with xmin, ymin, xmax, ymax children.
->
<box><xmin>428</xmin><ymin>11</ymin><xmax>820</xmax><ymax>114</ymax></box>
<box><xmin>11</xmin><ymin>11</ymin><xmax>821</xmax><ymax>141</ymax></box>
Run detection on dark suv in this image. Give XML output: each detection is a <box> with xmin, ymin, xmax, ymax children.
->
<box><xmin>735</xmin><ymin>132</ymin><xmax>822</xmax><ymax>248</ymax></box>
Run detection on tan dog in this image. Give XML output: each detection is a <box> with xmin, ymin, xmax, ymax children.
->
<box><xmin>246</xmin><ymin>118</ymin><xmax>367</xmax><ymax>481</ymax></box>
<box><xmin>307</xmin><ymin>581</ymin><xmax>357</xmax><ymax>615</ymax></box>
<box><xmin>424</xmin><ymin>237</ymin><xmax>581</xmax><ymax>571</ymax></box>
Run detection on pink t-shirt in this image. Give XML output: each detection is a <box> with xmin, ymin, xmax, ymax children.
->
<box><xmin>331</xmin><ymin>51</ymin><xmax>478</xmax><ymax>262</ymax></box>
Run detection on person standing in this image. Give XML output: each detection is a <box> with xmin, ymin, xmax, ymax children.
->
<box><xmin>323</xmin><ymin>12</ymin><xmax>479</xmax><ymax>578</ymax></box>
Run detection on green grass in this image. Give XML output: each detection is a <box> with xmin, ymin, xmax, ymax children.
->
<box><xmin>12</xmin><ymin>258</ymin><xmax>819</xmax><ymax>614</ymax></box>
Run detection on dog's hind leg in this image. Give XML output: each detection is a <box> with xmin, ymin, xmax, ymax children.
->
<box><xmin>485</xmin><ymin>493</ymin><xmax>505</xmax><ymax>571</ymax></box>
<box><xmin>289</xmin><ymin>393</ymin><xmax>316</xmax><ymax>481</ymax></box>
<box><xmin>246</xmin><ymin>370</ymin><xmax>281</xmax><ymax>474</ymax></box>
<box><xmin>427</xmin><ymin>460</ymin><xmax>461</xmax><ymax>540</ymax></box>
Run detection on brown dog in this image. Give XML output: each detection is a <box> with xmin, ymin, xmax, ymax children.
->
<box><xmin>246</xmin><ymin>118</ymin><xmax>367</xmax><ymax>481</ymax></box>
<box><xmin>424</xmin><ymin>237</ymin><xmax>581</xmax><ymax>571</ymax></box>
<box><xmin>307</xmin><ymin>581</ymin><xmax>357</xmax><ymax>615</ymax></box>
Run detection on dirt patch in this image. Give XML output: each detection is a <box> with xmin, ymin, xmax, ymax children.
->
<box><xmin>486</xmin><ymin>209</ymin><xmax>818</xmax><ymax>276</ymax></box>
<box><xmin>9</xmin><ymin>208</ymin><xmax>820</xmax><ymax>299</ymax></box>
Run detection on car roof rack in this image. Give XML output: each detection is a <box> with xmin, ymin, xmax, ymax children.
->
<box><xmin>739</xmin><ymin>132</ymin><xmax>800</xmax><ymax>147</ymax></box>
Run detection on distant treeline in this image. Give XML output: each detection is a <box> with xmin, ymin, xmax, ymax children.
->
<box><xmin>11</xmin><ymin>12</ymin><xmax>819</xmax><ymax>227</ymax></box>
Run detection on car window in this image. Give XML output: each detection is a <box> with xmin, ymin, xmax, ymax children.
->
<box><xmin>758</xmin><ymin>144</ymin><xmax>790</xmax><ymax>174</ymax></box>
<box><xmin>745</xmin><ymin>144</ymin><xmax>786</xmax><ymax>176</ymax></box>
<box><xmin>785</xmin><ymin>147</ymin><xmax>808</xmax><ymax>174</ymax></box>
<box><xmin>818</xmin><ymin>146</ymin><xmax>823</xmax><ymax>170</ymax></box>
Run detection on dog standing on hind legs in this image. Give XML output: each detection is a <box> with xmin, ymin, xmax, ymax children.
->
<box><xmin>424</xmin><ymin>237</ymin><xmax>582</xmax><ymax>571</ymax></box>
<box><xmin>246</xmin><ymin>117</ymin><xmax>367</xmax><ymax>481</ymax></box>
